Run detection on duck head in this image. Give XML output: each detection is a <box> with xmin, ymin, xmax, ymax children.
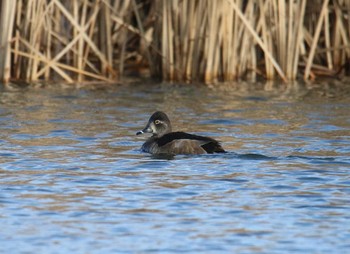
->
<box><xmin>136</xmin><ymin>111</ymin><xmax>172</xmax><ymax>137</ymax></box>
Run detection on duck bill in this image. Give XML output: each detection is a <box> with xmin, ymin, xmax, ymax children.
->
<box><xmin>136</xmin><ymin>125</ymin><xmax>153</xmax><ymax>135</ymax></box>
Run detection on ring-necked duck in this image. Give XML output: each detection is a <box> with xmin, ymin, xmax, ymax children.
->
<box><xmin>136</xmin><ymin>111</ymin><xmax>225</xmax><ymax>155</ymax></box>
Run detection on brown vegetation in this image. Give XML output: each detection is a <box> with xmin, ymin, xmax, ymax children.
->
<box><xmin>0</xmin><ymin>0</ymin><xmax>349</xmax><ymax>83</ymax></box>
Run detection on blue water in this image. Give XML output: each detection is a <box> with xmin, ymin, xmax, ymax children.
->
<box><xmin>0</xmin><ymin>81</ymin><xmax>349</xmax><ymax>253</ymax></box>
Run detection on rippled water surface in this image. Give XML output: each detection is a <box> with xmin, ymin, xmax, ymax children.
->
<box><xmin>0</xmin><ymin>81</ymin><xmax>349</xmax><ymax>253</ymax></box>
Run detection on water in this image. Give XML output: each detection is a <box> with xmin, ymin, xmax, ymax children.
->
<box><xmin>0</xmin><ymin>81</ymin><xmax>349</xmax><ymax>253</ymax></box>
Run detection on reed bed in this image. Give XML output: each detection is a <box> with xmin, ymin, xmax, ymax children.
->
<box><xmin>155</xmin><ymin>0</ymin><xmax>350</xmax><ymax>82</ymax></box>
<box><xmin>1</xmin><ymin>0</ymin><xmax>148</xmax><ymax>83</ymax></box>
<box><xmin>0</xmin><ymin>0</ymin><xmax>349</xmax><ymax>83</ymax></box>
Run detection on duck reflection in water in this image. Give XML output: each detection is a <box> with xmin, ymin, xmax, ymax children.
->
<box><xmin>136</xmin><ymin>111</ymin><xmax>226</xmax><ymax>155</ymax></box>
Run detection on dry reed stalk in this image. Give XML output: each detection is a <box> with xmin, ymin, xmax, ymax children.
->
<box><xmin>100</xmin><ymin>1</ymin><xmax>113</xmax><ymax>77</ymax></box>
<box><xmin>108</xmin><ymin>0</ymin><xmax>131</xmax><ymax>76</ymax></box>
<box><xmin>205</xmin><ymin>1</ymin><xmax>219</xmax><ymax>82</ymax></box>
<box><xmin>160</xmin><ymin>0</ymin><xmax>167</xmax><ymax>79</ymax></box>
<box><xmin>291</xmin><ymin>0</ymin><xmax>306</xmax><ymax>79</ymax></box>
<box><xmin>284</xmin><ymin>0</ymin><xmax>307</xmax><ymax>79</ymax></box>
<box><xmin>184</xmin><ymin>0</ymin><xmax>196</xmax><ymax>81</ymax></box>
<box><xmin>74</xmin><ymin>0</ymin><xmax>83</xmax><ymax>81</ymax></box>
<box><xmin>0</xmin><ymin>0</ymin><xmax>17</xmax><ymax>82</ymax></box>
<box><xmin>332</xmin><ymin>0</ymin><xmax>350</xmax><ymax>71</ymax></box>
<box><xmin>28</xmin><ymin>0</ymin><xmax>43</xmax><ymax>80</ymax></box>
<box><xmin>12</xmin><ymin>49</ymin><xmax>111</xmax><ymax>81</ymax></box>
<box><xmin>304</xmin><ymin>0</ymin><xmax>330</xmax><ymax>80</ymax></box>
<box><xmin>257</xmin><ymin>0</ymin><xmax>274</xmax><ymax>79</ymax></box>
<box><xmin>164</xmin><ymin>1</ymin><xmax>174</xmax><ymax>80</ymax></box>
<box><xmin>131</xmin><ymin>0</ymin><xmax>155</xmax><ymax>75</ymax></box>
<box><xmin>323</xmin><ymin>5</ymin><xmax>333</xmax><ymax>70</ymax></box>
<box><xmin>188</xmin><ymin>1</ymin><xmax>205</xmax><ymax>81</ymax></box>
<box><xmin>222</xmin><ymin>1</ymin><xmax>234</xmax><ymax>80</ymax></box>
<box><xmin>237</xmin><ymin>0</ymin><xmax>256</xmax><ymax>79</ymax></box>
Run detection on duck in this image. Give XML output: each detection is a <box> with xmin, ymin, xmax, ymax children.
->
<box><xmin>136</xmin><ymin>111</ymin><xmax>225</xmax><ymax>155</ymax></box>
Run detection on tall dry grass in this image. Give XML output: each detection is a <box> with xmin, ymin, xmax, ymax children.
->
<box><xmin>3</xmin><ymin>0</ymin><xmax>151</xmax><ymax>83</ymax></box>
<box><xmin>154</xmin><ymin>0</ymin><xmax>350</xmax><ymax>82</ymax></box>
<box><xmin>0</xmin><ymin>0</ymin><xmax>16</xmax><ymax>83</ymax></box>
<box><xmin>0</xmin><ymin>0</ymin><xmax>350</xmax><ymax>83</ymax></box>
<box><xmin>303</xmin><ymin>0</ymin><xmax>350</xmax><ymax>79</ymax></box>
<box><xmin>154</xmin><ymin>0</ymin><xmax>262</xmax><ymax>83</ymax></box>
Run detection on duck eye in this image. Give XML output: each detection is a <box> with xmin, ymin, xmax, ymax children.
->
<box><xmin>154</xmin><ymin>120</ymin><xmax>161</xmax><ymax>125</ymax></box>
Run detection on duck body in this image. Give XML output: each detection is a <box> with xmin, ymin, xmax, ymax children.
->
<box><xmin>137</xmin><ymin>111</ymin><xmax>225</xmax><ymax>155</ymax></box>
